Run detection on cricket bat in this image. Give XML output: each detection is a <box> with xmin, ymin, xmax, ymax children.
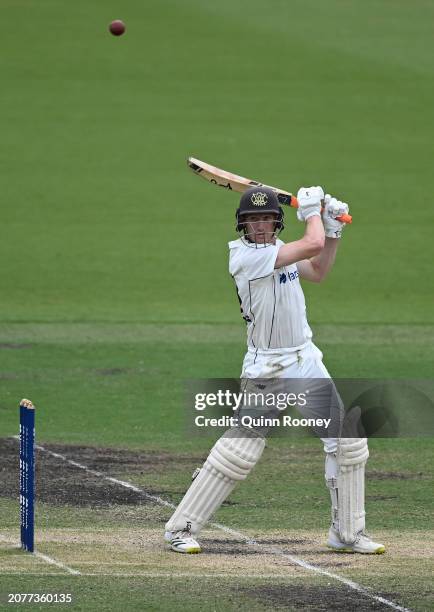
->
<box><xmin>187</xmin><ymin>157</ymin><xmax>352</xmax><ymax>224</ymax></box>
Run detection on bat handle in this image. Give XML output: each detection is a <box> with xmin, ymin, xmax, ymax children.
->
<box><xmin>290</xmin><ymin>197</ymin><xmax>353</xmax><ymax>225</ymax></box>
<box><xmin>337</xmin><ymin>213</ymin><xmax>352</xmax><ymax>224</ymax></box>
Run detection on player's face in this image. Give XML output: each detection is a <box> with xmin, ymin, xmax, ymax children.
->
<box><xmin>244</xmin><ymin>213</ymin><xmax>278</xmax><ymax>244</ymax></box>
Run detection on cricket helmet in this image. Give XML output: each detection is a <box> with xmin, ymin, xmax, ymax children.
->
<box><xmin>236</xmin><ymin>186</ymin><xmax>284</xmax><ymax>233</ymax></box>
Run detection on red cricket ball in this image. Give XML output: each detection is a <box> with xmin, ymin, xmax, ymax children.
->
<box><xmin>109</xmin><ymin>20</ymin><xmax>126</xmax><ymax>36</ymax></box>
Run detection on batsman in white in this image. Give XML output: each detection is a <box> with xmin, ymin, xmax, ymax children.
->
<box><xmin>165</xmin><ymin>186</ymin><xmax>385</xmax><ymax>554</ymax></box>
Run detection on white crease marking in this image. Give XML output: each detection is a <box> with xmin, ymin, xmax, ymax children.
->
<box><xmin>10</xmin><ymin>437</ymin><xmax>410</xmax><ymax>611</ymax></box>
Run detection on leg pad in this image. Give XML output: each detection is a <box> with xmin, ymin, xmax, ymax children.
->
<box><xmin>325</xmin><ymin>438</ymin><xmax>369</xmax><ymax>544</ymax></box>
<box><xmin>165</xmin><ymin>429</ymin><xmax>265</xmax><ymax>534</ymax></box>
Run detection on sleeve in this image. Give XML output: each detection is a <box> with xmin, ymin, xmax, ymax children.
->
<box><xmin>230</xmin><ymin>243</ymin><xmax>279</xmax><ymax>280</ymax></box>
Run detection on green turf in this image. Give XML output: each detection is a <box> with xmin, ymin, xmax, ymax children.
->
<box><xmin>0</xmin><ymin>575</ymin><xmax>284</xmax><ymax>611</ymax></box>
<box><xmin>0</xmin><ymin>323</ymin><xmax>433</xmax><ymax>446</ymax></box>
<box><xmin>1</xmin><ymin>0</ymin><xmax>433</xmax><ymax>610</ymax></box>
<box><xmin>0</xmin><ymin>0</ymin><xmax>433</xmax><ymax>325</ymax></box>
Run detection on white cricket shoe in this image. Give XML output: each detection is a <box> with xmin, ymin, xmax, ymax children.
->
<box><xmin>327</xmin><ymin>527</ymin><xmax>385</xmax><ymax>554</ymax></box>
<box><xmin>164</xmin><ymin>529</ymin><xmax>201</xmax><ymax>554</ymax></box>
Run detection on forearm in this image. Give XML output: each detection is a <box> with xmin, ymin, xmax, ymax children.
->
<box><xmin>305</xmin><ymin>215</ymin><xmax>325</xmax><ymax>247</ymax></box>
<box><xmin>275</xmin><ymin>215</ymin><xmax>325</xmax><ymax>269</ymax></box>
<box><xmin>309</xmin><ymin>237</ymin><xmax>339</xmax><ymax>280</ymax></box>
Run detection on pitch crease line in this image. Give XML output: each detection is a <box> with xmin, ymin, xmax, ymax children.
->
<box><xmin>0</xmin><ymin>502</ymin><xmax>80</xmax><ymax>577</ymax></box>
<box><xmin>34</xmin><ymin>551</ymin><xmax>80</xmax><ymax>575</ymax></box>
<box><xmin>20</xmin><ymin>439</ymin><xmax>410</xmax><ymax>612</ymax></box>
<box><xmin>0</xmin><ymin>571</ymin><xmax>330</xmax><ymax>579</ymax></box>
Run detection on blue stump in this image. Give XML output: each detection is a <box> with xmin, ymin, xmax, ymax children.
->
<box><xmin>19</xmin><ymin>399</ymin><xmax>35</xmax><ymax>553</ymax></box>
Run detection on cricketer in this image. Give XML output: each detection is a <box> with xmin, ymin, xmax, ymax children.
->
<box><xmin>164</xmin><ymin>186</ymin><xmax>385</xmax><ymax>555</ymax></box>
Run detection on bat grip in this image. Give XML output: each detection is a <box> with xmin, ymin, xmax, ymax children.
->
<box><xmin>290</xmin><ymin>197</ymin><xmax>352</xmax><ymax>224</ymax></box>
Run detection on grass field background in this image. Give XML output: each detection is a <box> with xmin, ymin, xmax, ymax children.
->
<box><xmin>1</xmin><ymin>0</ymin><xmax>433</xmax><ymax>610</ymax></box>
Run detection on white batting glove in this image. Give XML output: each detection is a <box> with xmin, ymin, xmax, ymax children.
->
<box><xmin>323</xmin><ymin>194</ymin><xmax>349</xmax><ymax>238</ymax></box>
<box><xmin>296</xmin><ymin>186</ymin><xmax>324</xmax><ymax>222</ymax></box>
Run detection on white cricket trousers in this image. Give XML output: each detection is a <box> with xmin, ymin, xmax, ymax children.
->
<box><xmin>241</xmin><ymin>340</ymin><xmax>341</xmax><ymax>453</ymax></box>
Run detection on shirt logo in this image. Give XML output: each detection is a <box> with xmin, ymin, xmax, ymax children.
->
<box><xmin>251</xmin><ymin>192</ymin><xmax>268</xmax><ymax>206</ymax></box>
<box><xmin>279</xmin><ymin>270</ymin><xmax>299</xmax><ymax>284</ymax></box>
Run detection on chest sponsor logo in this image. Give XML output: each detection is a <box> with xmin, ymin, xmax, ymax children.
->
<box><xmin>279</xmin><ymin>270</ymin><xmax>299</xmax><ymax>284</ymax></box>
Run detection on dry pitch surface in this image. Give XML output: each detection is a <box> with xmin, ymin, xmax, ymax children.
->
<box><xmin>1</xmin><ymin>439</ymin><xmax>433</xmax><ymax>611</ymax></box>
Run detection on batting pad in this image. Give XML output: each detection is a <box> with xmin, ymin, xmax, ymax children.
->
<box><xmin>336</xmin><ymin>438</ymin><xmax>369</xmax><ymax>543</ymax></box>
<box><xmin>165</xmin><ymin>429</ymin><xmax>265</xmax><ymax>535</ymax></box>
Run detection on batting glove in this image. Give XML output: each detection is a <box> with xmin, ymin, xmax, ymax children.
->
<box><xmin>296</xmin><ymin>186</ymin><xmax>324</xmax><ymax>222</ymax></box>
<box><xmin>323</xmin><ymin>194</ymin><xmax>349</xmax><ymax>238</ymax></box>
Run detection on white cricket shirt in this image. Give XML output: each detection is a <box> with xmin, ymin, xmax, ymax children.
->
<box><xmin>229</xmin><ymin>238</ymin><xmax>312</xmax><ymax>350</ymax></box>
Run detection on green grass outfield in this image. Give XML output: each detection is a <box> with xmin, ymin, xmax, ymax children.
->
<box><xmin>1</xmin><ymin>0</ymin><xmax>433</xmax><ymax>610</ymax></box>
<box><xmin>0</xmin><ymin>323</ymin><xmax>433</xmax><ymax>447</ymax></box>
<box><xmin>1</xmin><ymin>0</ymin><xmax>433</xmax><ymax>325</ymax></box>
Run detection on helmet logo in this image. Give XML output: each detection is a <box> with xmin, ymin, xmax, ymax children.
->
<box><xmin>250</xmin><ymin>192</ymin><xmax>268</xmax><ymax>206</ymax></box>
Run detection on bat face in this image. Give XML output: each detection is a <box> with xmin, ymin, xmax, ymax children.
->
<box><xmin>188</xmin><ymin>157</ymin><xmax>260</xmax><ymax>191</ymax></box>
<box><xmin>187</xmin><ymin>157</ymin><xmax>296</xmax><ymax>207</ymax></box>
<box><xmin>187</xmin><ymin>157</ymin><xmax>352</xmax><ymax>224</ymax></box>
